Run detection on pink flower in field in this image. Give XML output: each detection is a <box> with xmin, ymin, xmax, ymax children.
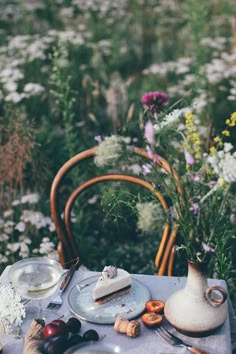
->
<box><xmin>202</xmin><ymin>243</ymin><xmax>215</xmax><ymax>253</ymax></box>
<box><xmin>184</xmin><ymin>150</ymin><xmax>195</xmax><ymax>165</ymax></box>
<box><xmin>190</xmin><ymin>202</ymin><xmax>199</xmax><ymax>215</ymax></box>
<box><xmin>142</xmin><ymin>164</ymin><xmax>151</xmax><ymax>175</ymax></box>
<box><xmin>144</xmin><ymin>121</ymin><xmax>155</xmax><ymax>144</ymax></box>
<box><xmin>94</xmin><ymin>135</ymin><xmax>102</xmax><ymax>142</ymax></box>
<box><xmin>146</xmin><ymin>146</ymin><xmax>153</xmax><ymax>158</ymax></box>
<box><xmin>141</xmin><ymin>91</ymin><xmax>169</xmax><ymax>113</ymax></box>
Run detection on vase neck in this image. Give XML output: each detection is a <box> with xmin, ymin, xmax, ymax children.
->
<box><xmin>185</xmin><ymin>261</ymin><xmax>208</xmax><ymax>294</ymax></box>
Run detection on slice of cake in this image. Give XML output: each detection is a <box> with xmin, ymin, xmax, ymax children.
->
<box><xmin>93</xmin><ymin>266</ymin><xmax>132</xmax><ymax>304</ymax></box>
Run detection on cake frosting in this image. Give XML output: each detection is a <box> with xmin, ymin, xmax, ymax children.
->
<box><xmin>93</xmin><ymin>266</ymin><xmax>131</xmax><ymax>304</ymax></box>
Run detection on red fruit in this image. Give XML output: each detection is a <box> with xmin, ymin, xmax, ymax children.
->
<box><xmin>141</xmin><ymin>313</ymin><xmax>163</xmax><ymax>328</ymax></box>
<box><xmin>43</xmin><ymin>320</ymin><xmax>69</xmax><ymax>339</ymax></box>
<box><xmin>145</xmin><ymin>300</ymin><xmax>165</xmax><ymax>314</ymax></box>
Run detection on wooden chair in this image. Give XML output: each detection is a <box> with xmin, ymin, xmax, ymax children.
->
<box><xmin>50</xmin><ymin>146</ymin><xmax>180</xmax><ymax>275</ymax></box>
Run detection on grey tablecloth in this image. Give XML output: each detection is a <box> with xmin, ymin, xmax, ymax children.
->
<box><xmin>0</xmin><ymin>267</ymin><xmax>234</xmax><ymax>354</ymax></box>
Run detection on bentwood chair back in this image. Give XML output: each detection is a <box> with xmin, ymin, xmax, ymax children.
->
<box><xmin>50</xmin><ymin>146</ymin><xmax>179</xmax><ymax>275</ymax></box>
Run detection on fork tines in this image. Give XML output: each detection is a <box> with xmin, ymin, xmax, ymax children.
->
<box><xmin>155</xmin><ymin>326</ymin><xmax>181</xmax><ymax>346</ymax></box>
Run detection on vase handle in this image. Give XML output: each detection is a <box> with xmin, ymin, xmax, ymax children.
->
<box><xmin>206</xmin><ymin>285</ymin><xmax>227</xmax><ymax>307</ymax></box>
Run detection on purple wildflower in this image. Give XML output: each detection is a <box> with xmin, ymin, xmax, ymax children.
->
<box><xmin>141</xmin><ymin>91</ymin><xmax>169</xmax><ymax>114</ymax></box>
<box><xmin>190</xmin><ymin>202</ymin><xmax>199</xmax><ymax>215</ymax></box>
<box><xmin>146</xmin><ymin>146</ymin><xmax>153</xmax><ymax>158</ymax></box>
<box><xmin>144</xmin><ymin>121</ymin><xmax>155</xmax><ymax>144</ymax></box>
<box><xmin>94</xmin><ymin>135</ymin><xmax>102</xmax><ymax>142</ymax></box>
<box><xmin>184</xmin><ymin>151</ymin><xmax>195</xmax><ymax>165</ymax></box>
<box><xmin>209</xmin><ymin>180</ymin><xmax>217</xmax><ymax>186</ymax></box>
<box><xmin>202</xmin><ymin>243</ymin><xmax>215</xmax><ymax>253</ymax></box>
<box><xmin>142</xmin><ymin>164</ymin><xmax>151</xmax><ymax>175</ymax></box>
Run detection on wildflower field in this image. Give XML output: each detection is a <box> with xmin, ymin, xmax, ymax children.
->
<box><xmin>0</xmin><ymin>0</ymin><xmax>236</xmax><ymax>304</ymax></box>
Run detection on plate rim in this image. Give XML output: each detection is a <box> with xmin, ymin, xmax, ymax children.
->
<box><xmin>67</xmin><ymin>274</ymin><xmax>150</xmax><ymax>324</ymax></box>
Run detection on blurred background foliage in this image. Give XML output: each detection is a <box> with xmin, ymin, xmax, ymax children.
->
<box><xmin>0</xmin><ymin>0</ymin><xmax>236</xmax><ymax>304</ymax></box>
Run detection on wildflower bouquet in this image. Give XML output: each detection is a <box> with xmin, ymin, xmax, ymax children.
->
<box><xmin>94</xmin><ymin>91</ymin><xmax>236</xmax><ymax>275</ymax></box>
<box><xmin>140</xmin><ymin>91</ymin><xmax>236</xmax><ymax>265</ymax></box>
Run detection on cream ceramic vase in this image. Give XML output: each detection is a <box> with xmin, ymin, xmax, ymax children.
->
<box><xmin>164</xmin><ymin>260</ymin><xmax>228</xmax><ymax>336</ymax></box>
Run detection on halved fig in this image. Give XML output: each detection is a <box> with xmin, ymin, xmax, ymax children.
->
<box><xmin>141</xmin><ymin>313</ymin><xmax>163</xmax><ymax>328</ymax></box>
<box><xmin>145</xmin><ymin>300</ymin><xmax>165</xmax><ymax>314</ymax></box>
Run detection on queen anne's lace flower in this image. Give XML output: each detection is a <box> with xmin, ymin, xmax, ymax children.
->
<box><xmin>208</xmin><ymin>143</ymin><xmax>236</xmax><ymax>183</ymax></box>
<box><xmin>136</xmin><ymin>202</ymin><xmax>166</xmax><ymax>233</ymax></box>
<box><xmin>94</xmin><ymin>135</ymin><xmax>123</xmax><ymax>167</ymax></box>
<box><xmin>0</xmin><ymin>285</ymin><xmax>25</xmax><ymax>334</ymax></box>
<box><xmin>154</xmin><ymin>108</ymin><xmax>185</xmax><ymax>131</ymax></box>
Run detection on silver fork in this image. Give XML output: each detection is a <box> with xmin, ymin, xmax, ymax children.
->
<box><xmin>46</xmin><ymin>260</ymin><xmax>79</xmax><ymax>310</ymax></box>
<box><xmin>155</xmin><ymin>327</ymin><xmax>210</xmax><ymax>354</ymax></box>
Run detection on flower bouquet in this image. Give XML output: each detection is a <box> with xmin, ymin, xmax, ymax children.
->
<box><xmin>94</xmin><ymin>91</ymin><xmax>236</xmax><ymax>278</ymax></box>
<box><xmin>140</xmin><ymin>91</ymin><xmax>236</xmax><ymax>267</ymax></box>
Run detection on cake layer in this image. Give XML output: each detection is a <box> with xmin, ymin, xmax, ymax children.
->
<box><xmin>94</xmin><ymin>285</ymin><xmax>131</xmax><ymax>304</ymax></box>
<box><xmin>93</xmin><ymin>267</ymin><xmax>131</xmax><ymax>302</ymax></box>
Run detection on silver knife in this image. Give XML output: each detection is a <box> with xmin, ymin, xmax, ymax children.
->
<box><xmin>47</xmin><ymin>259</ymin><xmax>79</xmax><ymax>309</ymax></box>
<box><xmin>60</xmin><ymin>259</ymin><xmax>80</xmax><ymax>292</ymax></box>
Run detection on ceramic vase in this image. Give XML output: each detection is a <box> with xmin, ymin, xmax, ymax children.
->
<box><xmin>164</xmin><ymin>260</ymin><xmax>228</xmax><ymax>336</ymax></box>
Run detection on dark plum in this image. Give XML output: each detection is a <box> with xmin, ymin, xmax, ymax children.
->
<box><xmin>83</xmin><ymin>329</ymin><xmax>99</xmax><ymax>342</ymax></box>
<box><xmin>67</xmin><ymin>334</ymin><xmax>84</xmax><ymax>347</ymax></box>
<box><xmin>42</xmin><ymin>335</ymin><xmax>68</xmax><ymax>354</ymax></box>
<box><xmin>66</xmin><ymin>317</ymin><xmax>81</xmax><ymax>333</ymax></box>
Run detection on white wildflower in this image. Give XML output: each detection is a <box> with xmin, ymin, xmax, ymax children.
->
<box><xmin>15</xmin><ymin>221</ymin><xmax>26</xmax><ymax>232</ymax></box>
<box><xmin>38</xmin><ymin>238</ymin><xmax>58</xmax><ymax>260</ymax></box>
<box><xmin>136</xmin><ymin>202</ymin><xmax>166</xmax><ymax>233</ymax></box>
<box><xmin>21</xmin><ymin>193</ymin><xmax>40</xmax><ymax>204</ymax></box>
<box><xmin>0</xmin><ymin>233</ymin><xmax>9</xmax><ymax>241</ymax></box>
<box><xmin>0</xmin><ymin>255</ymin><xmax>8</xmax><ymax>264</ymax></box>
<box><xmin>223</xmin><ymin>143</ymin><xmax>233</xmax><ymax>153</ymax></box>
<box><xmin>154</xmin><ymin>109</ymin><xmax>184</xmax><ymax>131</ymax></box>
<box><xmin>20</xmin><ymin>210</ymin><xmax>52</xmax><ymax>229</ymax></box>
<box><xmin>19</xmin><ymin>242</ymin><xmax>30</xmax><ymax>258</ymax></box>
<box><xmin>12</xmin><ymin>199</ymin><xmax>21</xmax><ymax>206</ymax></box>
<box><xmin>48</xmin><ymin>222</ymin><xmax>56</xmax><ymax>232</ymax></box>
<box><xmin>23</xmin><ymin>83</ymin><xmax>45</xmax><ymax>96</ymax></box>
<box><xmin>4</xmin><ymin>81</ymin><xmax>18</xmax><ymax>92</ymax></box>
<box><xmin>4</xmin><ymin>91</ymin><xmax>25</xmax><ymax>103</ymax></box>
<box><xmin>207</xmin><ymin>144</ymin><xmax>236</xmax><ymax>183</ymax></box>
<box><xmin>0</xmin><ymin>285</ymin><xmax>25</xmax><ymax>334</ymax></box>
<box><xmin>94</xmin><ymin>135</ymin><xmax>123</xmax><ymax>167</ymax></box>
<box><xmin>3</xmin><ymin>209</ymin><xmax>13</xmax><ymax>218</ymax></box>
<box><xmin>7</xmin><ymin>242</ymin><xmax>20</xmax><ymax>252</ymax></box>
<box><xmin>88</xmin><ymin>195</ymin><xmax>99</xmax><ymax>204</ymax></box>
<box><xmin>127</xmin><ymin>164</ymin><xmax>142</xmax><ymax>174</ymax></box>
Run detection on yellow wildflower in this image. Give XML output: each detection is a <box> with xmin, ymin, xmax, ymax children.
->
<box><xmin>209</xmin><ymin>146</ymin><xmax>217</xmax><ymax>155</ymax></box>
<box><xmin>225</xmin><ymin>112</ymin><xmax>236</xmax><ymax>127</ymax></box>
<box><xmin>222</xmin><ymin>130</ymin><xmax>230</xmax><ymax>137</ymax></box>
<box><xmin>184</xmin><ymin>111</ymin><xmax>202</xmax><ymax>163</ymax></box>
<box><xmin>214</xmin><ymin>136</ymin><xmax>222</xmax><ymax>144</ymax></box>
<box><xmin>218</xmin><ymin>178</ymin><xmax>225</xmax><ymax>188</ymax></box>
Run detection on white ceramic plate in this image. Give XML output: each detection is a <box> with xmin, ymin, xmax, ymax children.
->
<box><xmin>67</xmin><ymin>275</ymin><xmax>150</xmax><ymax>324</ymax></box>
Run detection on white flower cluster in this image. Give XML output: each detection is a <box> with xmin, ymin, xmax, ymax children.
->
<box><xmin>0</xmin><ymin>192</ymin><xmax>57</xmax><ymax>265</ymax></box>
<box><xmin>94</xmin><ymin>135</ymin><xmax>123</xmax><ymax>167</ymax></box>
<box><xmin>207</xmin><ymin>143</ymin><xmax>236</xmax><ymax>183</ymax></box>
<box><xmin>154</xmin><ymin>108</ymin><xmax>187</xmax><ymax>131</ymax></box>
<box><xmin>136</xmin><ymin>202</ymin><xmax>166</xmax><ymax>233</ymax></box>
<box><xmin>0</xmin><ymin>285</ymin><xmax>25</xmax><ymax>334</ymax></box>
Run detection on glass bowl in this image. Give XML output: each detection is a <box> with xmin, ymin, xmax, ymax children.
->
<box><xmin>8</xmin><ymin>257</ymin><xmax>64</xmax><ymax>299</ymax></box>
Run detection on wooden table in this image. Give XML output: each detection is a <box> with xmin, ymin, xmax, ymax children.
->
<box><xmin>0</xmin><ymin>267</ymin><xmax>233</xmax><ymax>353</ymax></box>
